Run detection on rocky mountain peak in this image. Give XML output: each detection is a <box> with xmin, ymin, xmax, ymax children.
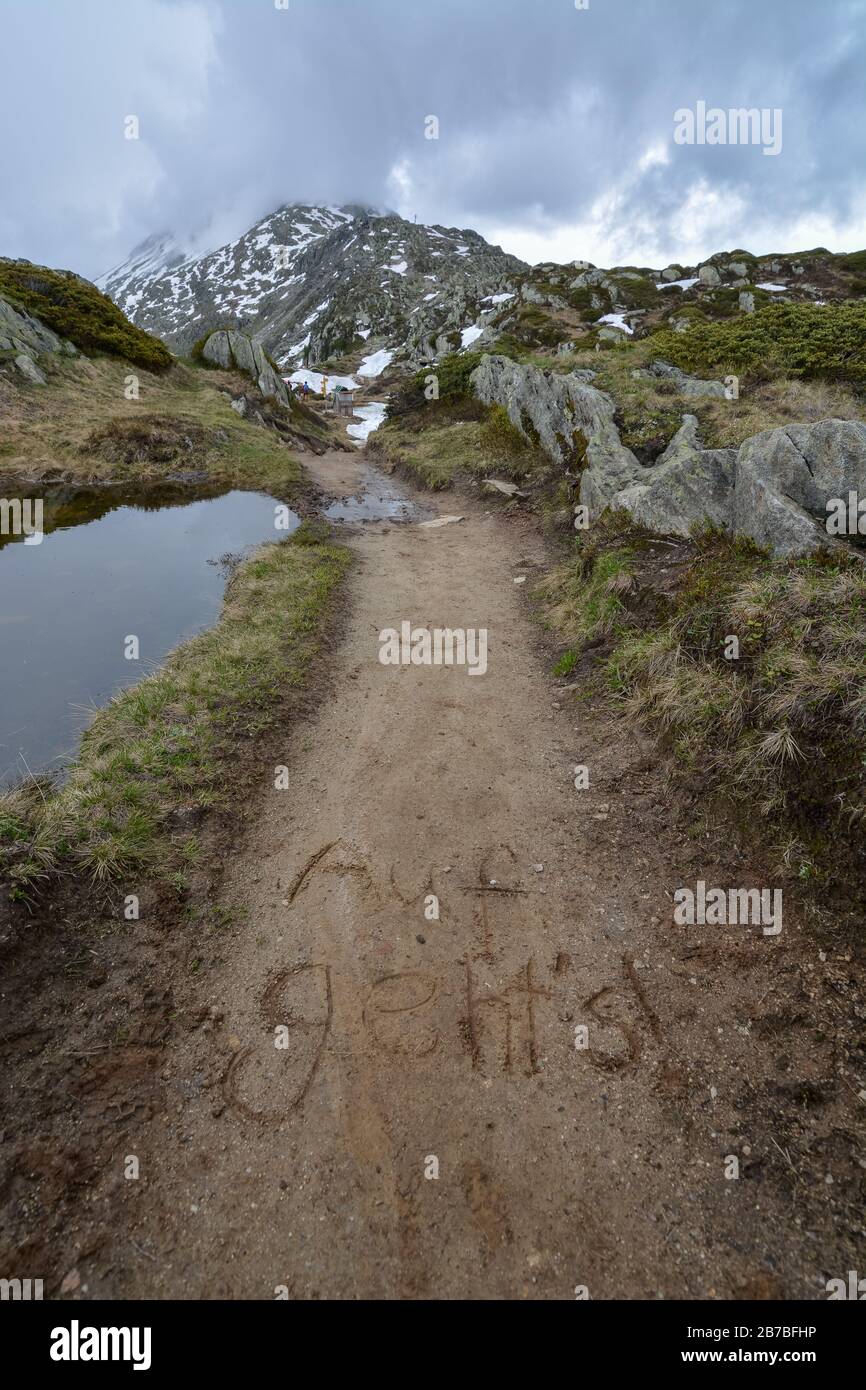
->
<box><xmin>96</xmin><ymin>203</ymin><xmax>527</xmax><ymax>371</ymax></box>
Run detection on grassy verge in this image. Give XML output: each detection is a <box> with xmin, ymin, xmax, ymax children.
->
<box><xmin>540</xmin><ymin>514</ymin><xmax>866</xmax><ymax>903</ymax></box>
<box><xmin>373</xmin><ymin>353</ymin><xmax>542</xmax><ymax>490</ymax></box>
<box><xmin>0</xmin><ymin>525</ymin><xmax>350</xmax><ymax>897</ymax></box>
<box><xmin>371</xmin><ymin>408</ymin><xmax>538</xmax><ymax>490</ymax></box>
<box><xmin>0</xmin><ymin>355</ymin><xmax>331</xmax><ymax>495</ymax></box>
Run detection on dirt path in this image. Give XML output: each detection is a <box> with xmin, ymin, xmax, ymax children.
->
<box><xmin>64</xmin><ymin>451</ymin><xmax>857</xmax><ymax>1300</ymax></box>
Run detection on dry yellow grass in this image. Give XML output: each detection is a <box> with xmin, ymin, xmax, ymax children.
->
<box><xmin>0</xmin><ymin>354</ymin><xmax>317</xmax><ymax>494</ymax></box>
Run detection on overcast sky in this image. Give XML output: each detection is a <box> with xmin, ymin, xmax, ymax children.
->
<box><xmin>2</xmin><ymin>0</ymin><xmax>864</xmax><ymax>279</ymax></box>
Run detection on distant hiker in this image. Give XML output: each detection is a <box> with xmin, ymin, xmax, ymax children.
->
<box><xmin>302</xmin><ymin>380</ymin><xmax>310</xmax><ymax>399</ymax></box>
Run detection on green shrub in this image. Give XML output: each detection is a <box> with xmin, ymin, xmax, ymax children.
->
<box><xmin>650</xmin><ymin>301</ymin><xmax>866</xmax><ymax>384</ymax></box>
<box><xmin>487</xmin><ymin>333</ymin><xmax>526</xmax><ymax>360</ymax></box>
<box><xmin>478</xmin><ymin>403</ymin><xmax>534</xmax><ymax>460</ymax></box>
<box><xmin>839</xmin><ymin>249</ymin><xmax>866</xmax><ymax>274</ymax></box>
<box><xmin>514</xmin><ymin>304</ymin><xmax>569</xmax><ymax>347</ymax></box>
<box><xmin>0</xmin><ymin>261</ymin><xmax>172</xmax><ymax>371</ymax></box>
<box><xmin>610</xmin><ymin>276</ymin><xmax>661</xmax><ymax>311</ymax></box>
<box><xmin>419</xmin><ymin>351</ymin><xmax>482</xmax><ymax>401</ymax></box>
<box><xmin>567</xmin><ymin>286</ymin><xmax>596</xmax><ymax>315</ymax></box>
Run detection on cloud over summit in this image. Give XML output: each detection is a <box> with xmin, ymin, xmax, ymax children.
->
<box><xmin>2</xmin><ymin>0</ymin><xmax>864</xmax><ymax>278</ymax></box>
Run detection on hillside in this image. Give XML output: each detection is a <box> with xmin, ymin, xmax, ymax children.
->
<box><xmin>97</xmin><ymin>203</ymin><xmax>526</xmax><ymax>369</ymax></box>
<box><xmin>0</xmin><ymin>259</ymin><xmax>342</xmax><ymax>490</ymax></box>
<box><xmin>98</xmin><ymin>208</ymin><xmax>866</xmax><ymax>383</ymax></box>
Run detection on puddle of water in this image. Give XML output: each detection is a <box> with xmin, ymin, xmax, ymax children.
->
<box><xmin>0</xmin><ymin>485</ymin><xmax>297</xmax><ymax>785</ymax></box>
<box><xmin>322</xmin><ymin>464</ymin><xmax>431</xmax><ymax>524</ymax></box>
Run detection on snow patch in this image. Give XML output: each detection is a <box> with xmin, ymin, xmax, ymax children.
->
<box><xmin>358</xmin><ymin>349</ymin><xmax>394</xmax><ymax>378</ymax></box>
<box><xmin>596</xmin><ymin>313</ymin><xmax>634</xmax><ymax>335</ymax></box>
<box><xmin>347</xmin><ymin>402</ymin><xmax>388</xmax><ymax>444</ymax></box>
<box><xmin>303</xmin><ymin>298</ymin><xmax>330</xmax><ymax>327</ymax></box>
<box><xmin>288</xmin><ymin>368</ymin><xmax>360</xmax><ymax>393</ymax></box>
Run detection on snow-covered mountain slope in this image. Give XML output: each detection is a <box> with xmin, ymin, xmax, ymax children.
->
<box><xmin>97</xmin><ymin>204</ymin><xmax>527</xmax><ymax>369</ymax></box>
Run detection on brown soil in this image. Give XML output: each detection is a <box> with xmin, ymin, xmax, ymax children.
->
<box><xmin>1</xmin><ymin>450</ymin><xmax>862</xmax><ymax>1300</ymax></box>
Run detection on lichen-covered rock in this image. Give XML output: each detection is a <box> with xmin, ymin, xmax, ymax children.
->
<box><xmin>612</xmin><ymin>416</ymin><xmax>736</xmax><ymax>536</ymax></box>
<box><xmin>580</xmin><ymin>421</ymin><xmax>646</xmax><ymax>517</ymax></box>
<box><xmin>520</xmin><ymin>283</ymin><xmax>568</xmax><ymax>311</ymax></box>
<box><xmin>698</xmin><ymin>263</ymin><xmax>721</xmax><ymax>287</ymax></box>
<box><xmin>202</xmin><ymin>330</ymin><xmax>232</xmax><ymax>368</ymax></box>
<box><xmin>0</xmin><ymin>294</ymin><xmax>75</xmax><ymax>359</ymax></box>
<box><xmin>469</xmin><ymin>353</ymin><xmax>643</xmax><ymax>515</ymax></box>
<box><xmin>733</xmin><ymin>420</ymin><xmax>866</xmax><ymax>556</ymax></box>
<box><xmin>200</xmin><ymin>329</ymin><xmax>291</xmax><ymax>407</ymax></box>
<box><xmin>645</xmin><ymin>359</ymin><xmax>727</xmax><ymax>398</ymax></box>
<box><xmin>471</xmin><ymin>354</ymin><xmax>625</xmax><ymax>465</ymax></box>
<box><xmin>14</xmin><ymin>353</ymin><xmax>47</xmax><ymax>385</ymax></box>
<box><xmin>613</xmin><ymin>417</ymin><xmax>866</xmax><ymax>557</ymax></box>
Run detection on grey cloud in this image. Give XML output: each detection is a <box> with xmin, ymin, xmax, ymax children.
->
<box><xmin>1</xmin><ymin>0</ymin><xmax>864</xmax><ymax>279</ymax></box>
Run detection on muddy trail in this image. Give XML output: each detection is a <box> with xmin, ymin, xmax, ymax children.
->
<box><xmin>4</xmin><ymin>449</ymin><xmax>862</xmax><ymax>1302</ymax></box>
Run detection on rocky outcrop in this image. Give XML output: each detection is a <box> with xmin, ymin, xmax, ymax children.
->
<box><xmin>612</xmin><ymin>417</ymin><xmax>866</xmax><ymax>557</ymax></box>
<box><xmin>471</xmin><ymin>354</ymin><xmax>635</xmax><ymax>468</ymax></box>
<box><xmin>580</xmin><ymin>420</ymin><xmax>646</xmax><ymax>516</ymax></box>
<box><xmin>13</xmin><ymin>353</ymin><xmax>47</xmax><ymax>385</ymax></box>
<box><xmin>469</xmin><ymin>350</ymin><xmax>866</xmax><ymax>557</ymax></box>
<box><xmin>199</xmin><ymin>329</ymin><xmax>291</xmax><ymax>407</ymax></box>
<box><xmin>469</xmin><ymin>353</ymin><xmax>644</xmax><ymax>510</ymax></box>
<box><xmin>642</xmin><ymin>359</ymin><xmax>728</xmax><ymax>399</ymax></box>
<box><xmin>612</xmin><ymin>416</ymin><xmax>736</xmax><ymax>537</ymax></box>
<box><xmin>733</xmin><ymin>420</ymin><xmax>866</xmax><ymax>556</ymax></box>
<box><xmin>0</xmin><ymin>295</ymin><xmax>78</xmax><ymax>358</ymax></box>
<box><xmin>0</xmin><ymin>294</ymin><xmax>77</xmax><ymax>384</ymax></box>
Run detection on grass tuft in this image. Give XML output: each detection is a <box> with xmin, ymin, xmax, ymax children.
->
<box><xmin>0</xmin><ymin>532</ymin><xmax>350</xmax><ymax>897</ymax></box>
